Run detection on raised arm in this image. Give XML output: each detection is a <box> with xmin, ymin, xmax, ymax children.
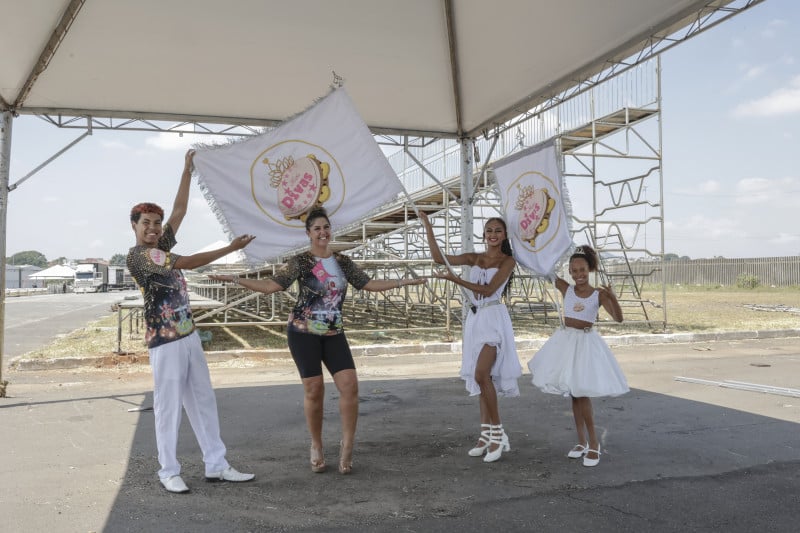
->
<box><xmin>599</xmin><ymin>285</ymin><xmax>623</xmax><ymax>322</ymax></box>
<box><xmin>208</xmin><ymin>273</ymin><xmax>285</xmax><ymax>295</ymax></box>
<box><xmin>173</xmin><ymin>234</ymin><xmax>255</xmax><ymax>270</ymax></box>
<box><xmin>419</xmin><ymin>212</ymin><xmax>474</xmax><ymax>267</ymax></box>
<box><xmin>165</xmin><ymin>149</ymin><xmax>195</xmax><ymax>235</ymax></box>
<box><xmin>361</xmin><ymin>277</ymin><xmax>426</xmax><ymax>292</ymax></box>
<box><xmin>436</xmin><ymin>255</ymin><xmax>516</xmax><ymax>297</ymax></box>
<box><xmin>554</xmin><ymin>276</ymin><xmax>569</xmax><ymax>296</ymax></box>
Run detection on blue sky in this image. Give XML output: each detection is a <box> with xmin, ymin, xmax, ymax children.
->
<box><xmin>5</xmin><ymin>0</ymin><xmax>799</xmax><ymax>262</ymax></box>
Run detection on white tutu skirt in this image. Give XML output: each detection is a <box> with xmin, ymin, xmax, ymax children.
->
<box><xmin>460</xmin><ymin>304</ymin><xmax>522</xmax><ymax>397</ymax></box>
<box><xmin>528</xmin><ymin>327</ymin><xmax>629</xmax><ymax>398</ymax></box>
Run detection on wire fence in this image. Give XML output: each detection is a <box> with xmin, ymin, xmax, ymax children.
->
<box><xmin>606</xmin><ymin>256</ymin><xmax>800</xmax><ymax>287</ymax></box>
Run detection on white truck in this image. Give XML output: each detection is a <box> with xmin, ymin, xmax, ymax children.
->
<box><xmin>107</xmin><ymin>266</ymin><xmax>137</xmax><ymax>291</ymax></box>
<box><xmin>74</xmin><ymin>262</ymin><xmax>109</xmax><ymax>293</ymax></box>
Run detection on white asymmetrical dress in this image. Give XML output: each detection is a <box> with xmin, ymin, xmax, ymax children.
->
<box><xmin>460</xmin><ymin>267</ymin><xmax>522</xmax><ymax>397</ymax></box>
<box><xmin>529</xmin><ymin>286</ymin><xmax>629</xmax><ymax>398</ymax></box>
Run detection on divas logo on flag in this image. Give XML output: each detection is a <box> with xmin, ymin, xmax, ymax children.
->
<box><xmin>494</xmin><ymin>141</ymin><xmax>572</xmax><ymax>277</ymax></box>
<box><xmin>262</xmin><ymin>151</ymin><xmax>334</xmax><ymax>222</ymax></box>
<box><xmin>193</xmin><ymin>88</ymin><xmax>402</xmax><ymax>262</ymax></box>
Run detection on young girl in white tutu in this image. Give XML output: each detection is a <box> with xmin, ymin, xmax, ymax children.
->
<box><xmin>420</xmin><ymin>212</ymin><xmax>522</xmax><ymax>463</ymax></box>
<box><xmin>528</xmin><ymin>245</ymin><xmax>628</xmax><ymax>467</ymax></box>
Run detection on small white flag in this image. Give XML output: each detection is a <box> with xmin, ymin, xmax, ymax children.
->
<box><xmin>194</xmin><ymin>88</ymin><xmax>402</xmax><ymax>262</ymax></box>
<box><xmin>494</xmin><ymin>141</ymin><xmax>572</xmax><ymax>276</ymax></box>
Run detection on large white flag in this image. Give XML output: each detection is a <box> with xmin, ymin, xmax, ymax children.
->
<box><xmin>493</xmin><ymin>141</ymin><xmax>572</xmax><ymax>277</ymax></box>
<box><xmin>193</xmin><ymin>88</ymin><xmax>402</xmax><ymax>262</ymax></box>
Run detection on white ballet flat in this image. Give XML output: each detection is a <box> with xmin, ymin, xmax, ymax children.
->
<box><xmin>582</xmin><ymin>446</ymin><xmax>601</xmax><ymax>467</ymax></box>
<box><xmin>567</xmin><ymin>443</ymin><xmax>589</xmax><ymax>459</ymax></box>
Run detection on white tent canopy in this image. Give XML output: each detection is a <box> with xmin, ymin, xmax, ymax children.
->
<box><xmin>1</xmin><ymin>0</ymin><xmax>750</xmax><ymax>138</ymax></box>
<box><xmin>0</xmin><ymin>0</ymin><xmax>762</xmax><ymax>387</ymax></box>
<box><xmin>28</xmin><ymin>264</ymin><xmax>75</xmax><ymax>280</ymax></box>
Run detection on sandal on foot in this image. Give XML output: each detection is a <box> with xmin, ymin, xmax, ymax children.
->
<box><xmin>338</xmin><ymin>441</ymin><xmax>353</xmax><ymax>475</ymax></box>
<box><xmin>567</xmin><ymin>443</ymin><xmax>589</xmax><ymax>459</ymax></box>
<box><xmin>468</xmin><ymin>423</ymin><xmax>492</xmax><ymax>457</ymax></box>
<box><xmin>310</xmin><ymin>447</ymin><xmax>327</xmax><ymax>473</ymax></box>
<box><xmin>583</xmin><ymin>446</ymin><xmax>601</xmax><ymax>467</ymax></box>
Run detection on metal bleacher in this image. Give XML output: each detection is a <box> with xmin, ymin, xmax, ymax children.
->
<box><xmin>190</xmin><ymin>59</ymin><xmax>668</xmax><ymax>337</ymax></box>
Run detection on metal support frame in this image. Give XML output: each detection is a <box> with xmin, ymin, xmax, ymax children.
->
<box><xmin>0</xmin><ymin>119</ymin><xmax>93</xmax><ymax>394</ymax></box>
<box><xmin>560</xmin><ymin>58</ymin><xmax>666</xmax><ymax>330</ymax></box>
<box><xmin>460</xmin><ymin>138</ymin><xmax>474</xmax><ymax>254</ymax></box>
<box><xmin>475</xmin><ymin>0</ymin><xmax>764</xmax><ymax>139</ymax></box>
<box><xmin>187</xmin><ymin>56</ymin><xmax>668</xmax><ymax>338</ymax></box>
<box><xmin>11</xmin><ymin>1</ymin><xmax>762</xmax><ymax>142</ymax></box>
<box><xmin>0</xmin><ymin>111</ymin><xmax>12</xmax><ymax>395</ymax></box>
<box><xmin>1</xmin><ymin>1</ymin><xmax>763</xmax><ymax>362</ymax></box>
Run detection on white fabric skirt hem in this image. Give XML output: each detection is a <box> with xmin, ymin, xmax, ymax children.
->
<box><xmin>460</xmin><ymin>306</ymin><xmax>522</xmax><ymax>398</ymax></box>
<box><xmin>528</xmin><ymin>327</ymin><xmax>629</xmax><ymax>398</ymax></box>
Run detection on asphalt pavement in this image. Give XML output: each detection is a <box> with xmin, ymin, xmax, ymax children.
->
<box><xmin>2</xmin><ymin>290</ymin><xmax>134</xmax><ymax>358</ymax></box>
<box><xmin>1</xmin><ymin>327</ymin><xmax>799</xmax><ymax>532</ymax></box>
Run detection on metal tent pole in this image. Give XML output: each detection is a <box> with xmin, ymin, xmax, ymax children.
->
<box><xmin>0</xmin><ymin>111</ymin><xmax>13</xmax><ymax>396</ymax></box>
<box><xmin>460</xmin><ymin>137</ymin><xmax>474</xmax><ymax>254</ymax></box>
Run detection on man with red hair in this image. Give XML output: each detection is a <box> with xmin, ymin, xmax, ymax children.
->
<box><xmin>127</xmin><ymin>149</ymin><xmax>256</xmax><ymax>494</ymax></box>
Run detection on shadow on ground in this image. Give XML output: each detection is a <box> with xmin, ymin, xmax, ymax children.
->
<box><xmin>96</xmin><ymin>376</ymin><xmax>800</xmax><ymax>532</ymax></box>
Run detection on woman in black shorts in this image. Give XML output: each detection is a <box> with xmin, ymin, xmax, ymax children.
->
<box><xmin>210</xmin><ymin>207</ymin><xmax>424</xmax><ymax>474</ymax></box>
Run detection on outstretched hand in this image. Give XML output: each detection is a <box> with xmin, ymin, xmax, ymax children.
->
<box><xmin>599</xmin><ymin>283</ymin><xmax>615</xmax><ymax>294</ymax></box>
<box><xmin>229</xmin><ymin>234</ymin><xmax>256</xmax><ymax>251</ymax></box>
<box><xmin>431</xmin><ymin>270</ymin><xmax>458</xmax><ymax>283</ymax></box>
<box><xmin>208</xmin><ymin>274</ymin><xmax>236</xmax><ymax>283</ymax></box>
<box><xmin>184</xmin><ymin>149</ymin><xmax>196</xmax><ymax>173</ymax></box>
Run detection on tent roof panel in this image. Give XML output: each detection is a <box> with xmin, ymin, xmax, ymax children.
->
<box><xmin>2</xmin><ymin>0</ymin><xmax>741</xmax><ymax>137</ymax></box>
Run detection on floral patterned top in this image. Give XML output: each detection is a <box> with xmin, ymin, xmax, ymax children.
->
<box><xmin>126</xmin><ymin>224</ymin><xmax>194</xmax><ymax>349</ymax></box>
<box><xmin>270</xmin><ymin>251</ymin><xmax>370</xmax><ymax>336</ymax></box>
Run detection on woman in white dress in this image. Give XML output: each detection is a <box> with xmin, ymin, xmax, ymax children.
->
<box><xmin>420</xmin><ymin>212</ymin><xmax>522</xmax><ymax>463</ymax></box>
<box><xmin>528</xmin><ymin>245</ymin><xmax>628</xmax><ymax>467</ymax></box>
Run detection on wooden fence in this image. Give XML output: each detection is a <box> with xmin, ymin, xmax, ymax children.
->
<box><xmin>607</xmin><ymin>256</ymin><xmax>800</xmax><ymax>287</ymax></box>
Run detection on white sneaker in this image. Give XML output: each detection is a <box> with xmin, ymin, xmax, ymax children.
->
<box><xmin>205</xmin><ymin>466</ymin><xmax>255</xmax><ymax>482</ymax></box>
<box><xmin>160</xmin><ymin>475</ymin><xmax>190</xmax><ymax>493</ymax></box>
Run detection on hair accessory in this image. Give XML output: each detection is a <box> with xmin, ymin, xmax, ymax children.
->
<box><xmin>573</xmin><ymin>247</ymin><xmax>586</xmax><ymax>256</ymax></box>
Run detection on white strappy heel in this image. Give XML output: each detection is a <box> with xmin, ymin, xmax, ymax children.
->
<box><xmin>483</xmin><ymin>424</ymin><xmax>509</xmax><ymax>463</ymax></box>
<box><xmin>468</xmin><ymin>423</ymin><xmax>492</xmax><ymax>456</ymax></box>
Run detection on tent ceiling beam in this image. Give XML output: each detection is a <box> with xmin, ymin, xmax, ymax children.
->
<box><xmin>472</xmin><ymin>0</ymin><xmax>763</xmax><ymax>139</ymax></box>
<box><xmin>12</xmin><ymin>0</ymin><xmax>85</xmax><ymax>111</ymax></box>
<box><xmin>27</xmin><ymin>109</ymin><xmax>454</xmax><ymax>139</ymax></box>
<box><xmin>9</xmin><ymin>128</ymin><xmax>91</xmax><ymax>192</ymax></box>
<box><xmin>444</xmin><ymin>0</ymin><xmax>464</xmax><ymax>138</ymax></box>
<box><xmin>14</xmin><ymin>1</ymin><xmax>762</xmax><ymax>142</ymax></box>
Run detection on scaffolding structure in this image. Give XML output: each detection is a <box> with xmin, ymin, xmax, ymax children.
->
<box><xmin>0</xmin><ymin>0</ymin><xmax>767</xmax><ymax>394</ymax></box>
<box><xmin>190</xmin><ymin>57</ymin><xmax>666</xmax><ymax>335</ymax></box>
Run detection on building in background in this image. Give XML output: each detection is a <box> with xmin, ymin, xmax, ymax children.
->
<box><xmin>4</xmin><ymin>264</ymin><xmax>42</xmax><ymax>289</ymax></box>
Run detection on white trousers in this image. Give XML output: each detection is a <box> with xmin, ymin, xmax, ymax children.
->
<box><xmin>149</xmin><ymin>332</ymin><xmax>229</xmax><ymax>479</ymax></box>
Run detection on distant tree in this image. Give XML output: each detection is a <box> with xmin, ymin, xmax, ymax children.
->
<box><xmin>8</xmin><ymin>250</ymin><xmax>47</xmax><ymax>268</ymax></box>
<box><xmin>109</xmin><ymin>253</ymin><xmax>127</xmax><ymax>266</ymax></box>
<box><xmin>664</xmin><ymin>253</ymin><xmax>680</xmax><ymax>262</ymax></box>
<box><xmin>680</xmin><ymin>255</ymin><xmax>691</xmax><ymax>261</ymax></box>
<box><xmin>48</xmin><ymin>256</ymin><xmax>69</xmax><ymax>267</ymax></box>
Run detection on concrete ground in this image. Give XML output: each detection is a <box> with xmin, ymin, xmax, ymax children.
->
<box><xmin>1</xmin><ymin>334</ymin><xmax>799</xmax><ymax>532</ymax></box>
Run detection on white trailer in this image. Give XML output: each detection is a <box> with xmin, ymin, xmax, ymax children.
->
<box><xmin>74</xmin><ymin>263</ymin><xmax>109</xmax><ymax>293</ymax></box>
<box><xmin>106</xmin><ymin>266</ymin><xmax>136</xmax><ymax>291</ymax></box>
<box><xmin>107</xmin><ymin>266</ymin><xmax>125</xmax><ymax>291</ymax></box>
